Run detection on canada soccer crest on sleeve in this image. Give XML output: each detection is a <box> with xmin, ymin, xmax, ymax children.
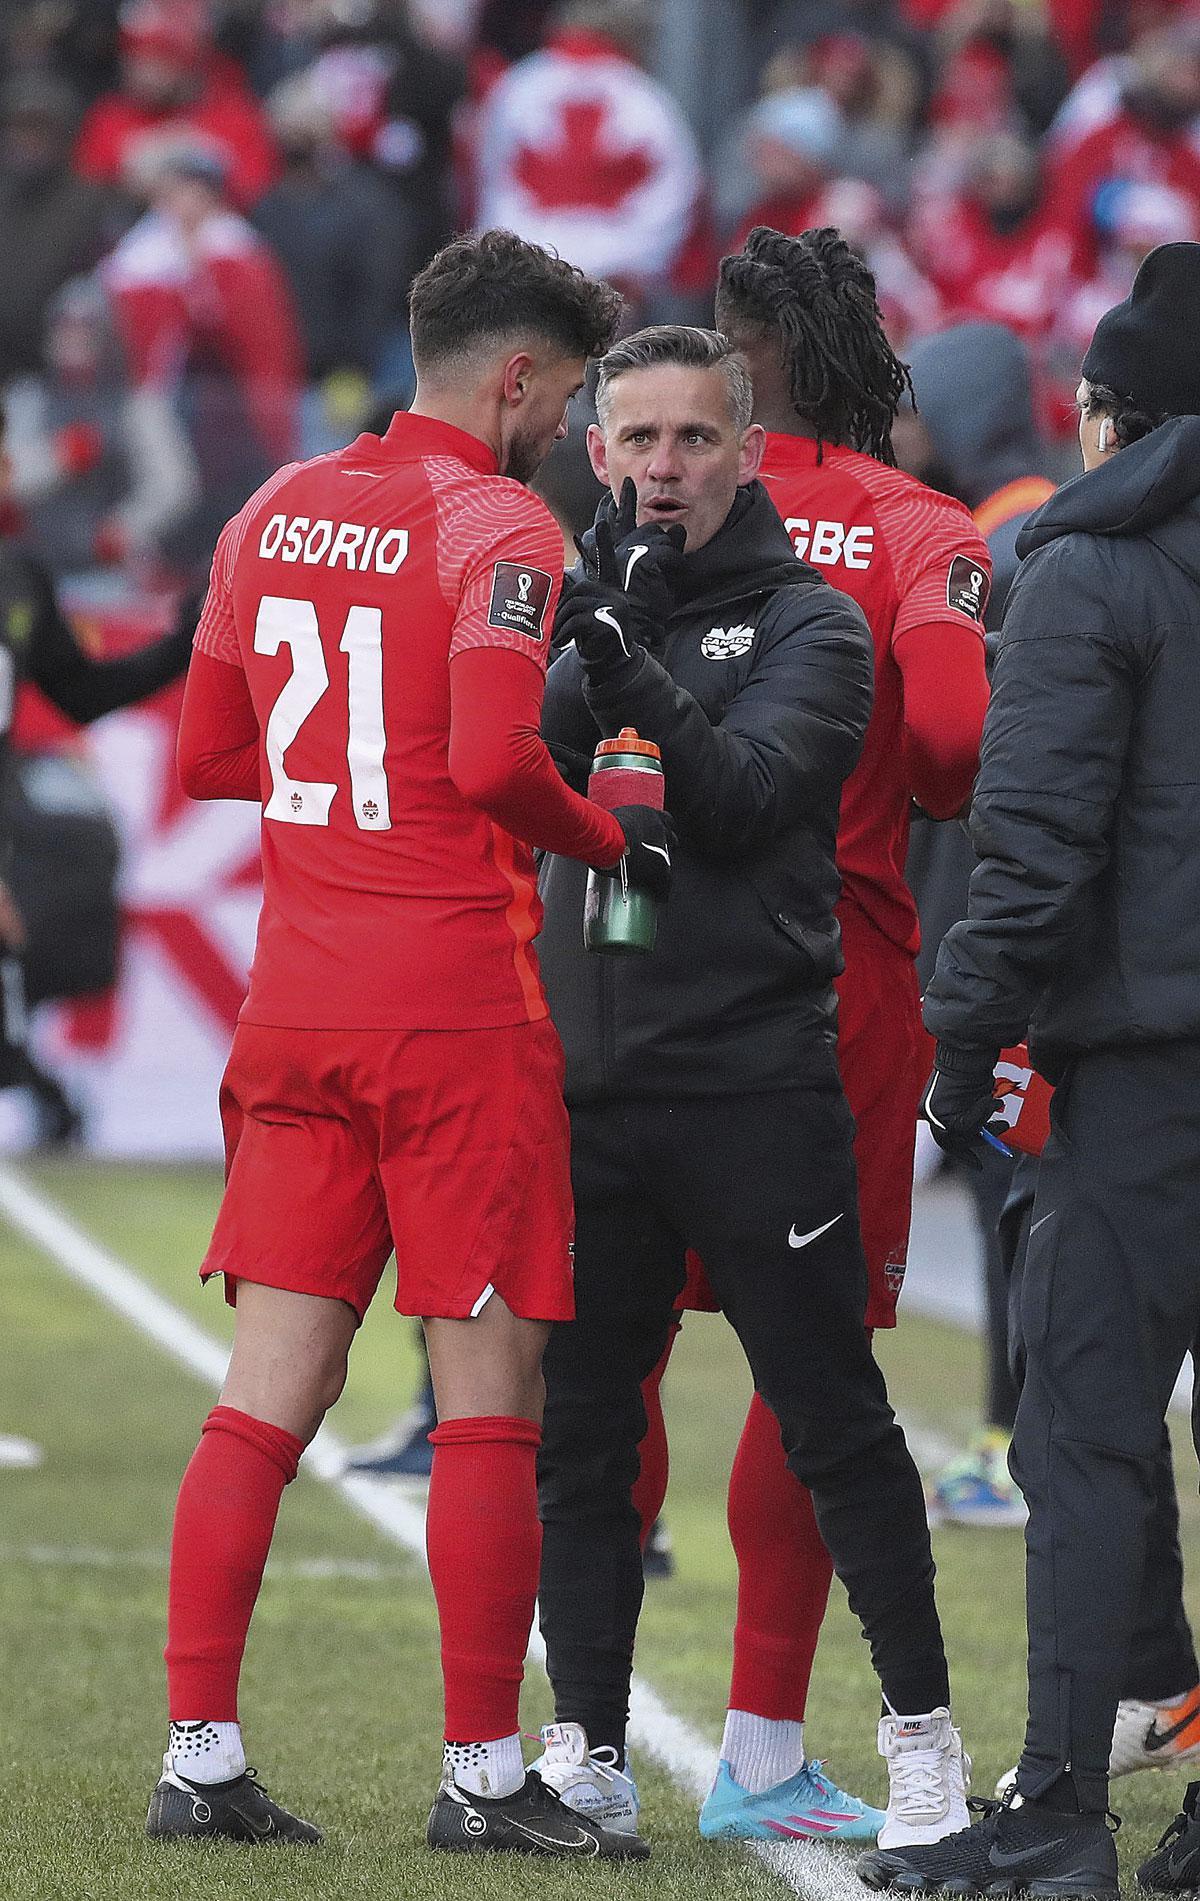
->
<box><xmin>946</xmin><ymin>555</ymin><xmax>990</xmax><ymax>622</ymax></box>
<box><xmin>487</xmin><ymin>562</ymin><xmax>553</xmax><ymax>640</ymax></box>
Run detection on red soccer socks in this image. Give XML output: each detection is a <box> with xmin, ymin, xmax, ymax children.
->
<box><xmin>426</xmin><ymin>1414</ymin><xmax>542</xmax><ymax>1748</ymax></box>
<box><xmin>165</xmin><ymin>1404</ymin><xmax>303</xmax><ymax>1721</ymax></box>
<box><xmin>727</xmin><ymin>1389</ymin><xmax>834</xmax><ymax>1722</ymax></box>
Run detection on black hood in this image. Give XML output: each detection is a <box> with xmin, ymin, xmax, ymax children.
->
<box><xmin>1016</xmin><ymin>416</ymin><xmax>1200</xmax><ymax>577</ymax></box>
<box><xmin>906</xmin><ymin>323</ymin><xmax>1045</xmax><ymax>508</ymax></box>
<box><xmin>578</xmin><ymin>479</ymin><xmax>812</xmax><ymax>612</ymax></box>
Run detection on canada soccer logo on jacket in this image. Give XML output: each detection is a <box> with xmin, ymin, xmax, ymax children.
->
<box><xmin>701</xmin><ymin>624</ymin><xmax>755</xmax><ymax>660</ymax></box>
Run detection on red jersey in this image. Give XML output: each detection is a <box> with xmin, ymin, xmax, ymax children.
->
<box><xmin>193</xmin><ymin>412</ymin><xmax>579</xmax><ymax>1032</ymax></box>
<box><xmin>760</xmin><ymin>435</ymin><xmax>991</xmax><ymax>955</ymax></box>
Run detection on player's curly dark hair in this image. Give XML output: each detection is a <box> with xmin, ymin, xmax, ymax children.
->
<box><xmin>408</xmin><ymin>229</ymin><xmax>623</xmax><ymax>374</ymax></box>
<box><xmin>1077</xmin><ymin>380</ymin><xmax>1166</xmax><ymax>449</ymax></box>
<box><xmin>715</xmin><ymin>225</ymin><xmax>913</xmax><ymax>464</ymax></box>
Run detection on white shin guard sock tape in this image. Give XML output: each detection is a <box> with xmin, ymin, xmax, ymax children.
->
<box><xmin>444</xmin><ymin>1732</ymin><xmax>525</xmax><ymax>1800</ymax></box>
<box><xmin>168</xmin><ymin>1720</ymin><xmax>247</xmax><ymax>1784</ymax></box>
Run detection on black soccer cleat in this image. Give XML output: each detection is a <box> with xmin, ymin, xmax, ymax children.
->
<box><xmin>857</xmin><ymin>1796</ymin><xmax>1118</xmax><ymax>1895</ymax></box>
<box><xmin>146</xmin><ymin>1761</ymin><xmax>323</xmax><ymax>1845</ymax></box>
<box><xmin>1138</xmin><ymin>1781</ymin><xmax>1200</xmax><ymax>1890</ymax></box>
<box><xmin>427</xmin><ymin>1768</ymin><xmax>650</xmax><ymax>1859</ymax></box>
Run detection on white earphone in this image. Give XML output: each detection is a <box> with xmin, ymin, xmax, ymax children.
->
<box><xmin>1097</xmin><ymin>418</ymin><xmax>1115</xmax><ymax>452</ymax></box>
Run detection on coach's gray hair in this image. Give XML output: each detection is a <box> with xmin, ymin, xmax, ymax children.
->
<box><xmin>595</xmin><ymin>325</ymin><xmax>755</xmax><ymax>434</ymax></box>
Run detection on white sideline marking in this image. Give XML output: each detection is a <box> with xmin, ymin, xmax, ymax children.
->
<box><xmin>0</xmin><ymin>1543</ymin><xmax>408</xmax><ymax>1581</ymax></box>
<box><xmin>0</xmin><ymin>1432</ymin><xmax>43</xmax><ymax>1468</ymax></box>
<box><xmin>0</xmin><ymin>1162</ymin><xmax>868</xmax><ymax>1901</ymax></box>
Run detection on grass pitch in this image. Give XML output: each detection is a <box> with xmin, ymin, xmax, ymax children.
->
<box><xmin>2</xmin><ymin>1158</ymin><xmax>1198</xmax><ymax>1898</ymax></box>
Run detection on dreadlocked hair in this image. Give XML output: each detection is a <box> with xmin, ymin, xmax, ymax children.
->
<box><xmin>716</xmin><ymin>225</ymin><xmax>913</xmax><ymax>464</ymax></box>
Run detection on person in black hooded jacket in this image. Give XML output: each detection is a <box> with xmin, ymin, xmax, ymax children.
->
<box><xmin>862</xmin><ymin>244</ymin><xmax>1200</xmax><ymax>1897</ymax></box>
<box><xmin>532</xmin><ymin>324</ymin><xmax>974</xmax><ymax>1853</ymax></box>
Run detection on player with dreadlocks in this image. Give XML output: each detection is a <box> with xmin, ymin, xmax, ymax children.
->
<box><xmin>630</xmin><ymin>227</ymin><xmax>994</xmax><ymax>1848</ymax></box>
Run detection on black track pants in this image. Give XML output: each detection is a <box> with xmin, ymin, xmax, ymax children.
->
<box><xmin>1012</xmin><ymin>1045</ymin><xmax>1200</xmax><ymax>1812</ymax></box>
<box><xmin>537</xmin><ymin>1079</ymin><xmax>949</xmax><ymax>1758</ymax></box>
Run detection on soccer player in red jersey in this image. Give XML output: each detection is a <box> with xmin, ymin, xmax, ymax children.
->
<box><xmin>635</xmin><ymin>226</ymin><xmax>992</xmax><ymax>1842</ymax></box>
<box><xmin>145</xmin><ymin>230</ymin><xmax>671</xmax><ymax>1859</ymax></box>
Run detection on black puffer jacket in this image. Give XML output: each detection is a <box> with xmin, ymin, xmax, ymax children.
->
<box><xmin>538</xmin><ymin>481</ymin><xmax>874</xmax><ymax>1104</ymax></box>
<box><xmin>925</xmin><ymin>416</ymin><xmax>1200</xmax><ymax>1080</ymax></box>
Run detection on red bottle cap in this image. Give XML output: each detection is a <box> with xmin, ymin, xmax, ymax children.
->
<box><xmin>594</xmin><ymin>727</ymin><xmax>661</xmax><ymax>760</ymax></box>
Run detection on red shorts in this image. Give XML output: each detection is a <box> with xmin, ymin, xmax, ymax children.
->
<box><xmin>678</xmin><ymin>900</ymin><xmax>923</xmax><ymax>1328</ymax></box>
<box><xmin>201</xmin><ymin>1017</ymin><xmax>574</xmax><ymax>1324</ymax></box>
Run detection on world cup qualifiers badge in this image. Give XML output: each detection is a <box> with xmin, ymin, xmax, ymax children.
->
<box><xmin>946</xmin><ymin>555</ymin><xmax>990</xmax><ymax>623</ymax></box>
<box><xmin>487</xmin><ymin>562</ymin><xmax>553</xmax><ymax>640</ymax></box>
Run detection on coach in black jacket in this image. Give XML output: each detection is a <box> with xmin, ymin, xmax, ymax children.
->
<box><xmin>869</xmin><ymin>246</ymin><xmax>1200</xmax><ymax>1895</ymax></box>
<box><xmin>534</xmin><ymin>325</ymin><xmax>968</xmax><ymax>1846</ymax></box>
<box><xmin>539</xmin><ymin>471</ymin><xmax>863</xmax><ymax>1102</ymax></box>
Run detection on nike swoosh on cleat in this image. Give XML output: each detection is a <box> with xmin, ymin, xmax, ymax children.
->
<box><xmin>235</xmin><ymin>1807</ymin><xmax>275</xmax><ymax>1840</ymax></box>
<box><xmin>643</xmin><ymin>844</ymin><xmax>670</xmax><ymax>862</ymax></box>
<box><xmin>509</xmin><ymin>1820</ymin><xmax>600</xmax><ymax>1854</ymax></box>
<box><xmin>788</xmin><ymin>1214</ymin><xmax>842</xmax><ymax>1249</ymax></box>
<box><xmin>1146</xmin><ymin>1707</ymin><xmax>1200</xmax><ymax>1751</ymax></box>
<box><xmin>988</xmin><ymin>1835</ymin><xmax>1072</xmax><ymax>1869</ymax></box>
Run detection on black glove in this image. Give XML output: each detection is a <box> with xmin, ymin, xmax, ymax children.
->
<box><xmin>921</xmin><ymin>1041</ymin><xmax>1005</xmax><ymax>1168</ymax></box>
<box><xmin>557</xmin><ymin>480</ymin><xmax>686</xmax><ymax>687</ymax></box>
<box><xmin>599</xmin><ymin>477</ymin><xmax>688</xmax><ymax>641</ymax></box>
<box><xmin>592</xmin><ymin>803</ymin><xmax>677</xmax><ymax>903</ymax></box>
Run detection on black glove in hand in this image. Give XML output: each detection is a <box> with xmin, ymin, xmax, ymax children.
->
<box><xmin>602</xmin><ymin>477</ymin><xmax>687</xmax><ymax>639</ymax></box>
<box><xmin>921</xmin><ymin>1041</ymin><xmax>1004</xmax><ymax>1168</ymax></box>
<box><xmin>559</xmin><ymin>479</ymin><xmax>686</xmax><ymax>686</ymax></box>
<box><xmin>593</xmin><ymin>804</ymin><xmax>677</xmax><ymax>903</ymax></box>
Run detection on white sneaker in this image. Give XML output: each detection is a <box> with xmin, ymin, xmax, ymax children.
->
<box><xmin>877</xmin><ymin>1707</ymin><xmax>971</xmax><ymax>1849</ymax></box>
<box><xmin>529</xmin><ymin>1722</ymin><xmax>640</xmax><ymax>1833</ymax></box>
<box><xmin>995</xmin><ymin>1682</ymin><xmax>1200</xmax><ymax>1797</ymax></box>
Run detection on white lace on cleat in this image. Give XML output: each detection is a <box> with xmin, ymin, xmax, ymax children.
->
<box><xmin>530</xmin><ymin>1722</ymin><xmax>640</xmax><ymax>1833</ymax></box>
<box><xmin>877</xmin><ymin>1707</ymin><xmax>971</xmax><ymax>1849</ymax></box>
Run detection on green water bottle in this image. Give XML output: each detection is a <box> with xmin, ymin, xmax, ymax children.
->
<box><xmin>583</xmin><ymin>728</ymin><xmax>665</xmax><ymax>956</ymax></box>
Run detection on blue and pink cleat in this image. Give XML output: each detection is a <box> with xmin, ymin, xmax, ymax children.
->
<box><xmin>698</xmin><ymin>1759</ymin><xmax>886</xmax><ymax>1843</ymax></box>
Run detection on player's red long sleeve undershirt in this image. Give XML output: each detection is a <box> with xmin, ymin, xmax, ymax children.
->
<box><xmin>894</xmin><ymin>618</ymin><xmax>990</xmax><ymax>819</ymax></box>
<box><xmin>177</xmin><ymin>643</ymin><xmax>625</xmax><ymax>867</ymax></box>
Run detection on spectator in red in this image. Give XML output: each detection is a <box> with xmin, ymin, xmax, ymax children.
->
<box><xmin>809</xmin><ymin>177</ymin><xmax>942</xmax><ymax>346</ymax></box>
<box><xmin>1047</xmin><ymin>18</ymin><xmax>1200</xmax><ymax>272</ymax></box>
<box><xmin>75</xmin><ymin>0</ymin><xmax>279</xmax><ymax>213</ymax></box>
<box><xmin>730</xmin><ymin>85</ymin><xmax>844</xmax><ymax>244</ymax></box>
<box><xmin>472</xmin><ymin>0</ymin><xmax>703</xmax><ymax>303</ymax></box>
<box><xmin>102</xmin><ymin>137</ymin><xmax>302</xmax><ymax>576</ymax></box>
<box><xmin>908</xmin><ymin>131</ymin><xmax>1077</xmax><ymax>339</ymax></box>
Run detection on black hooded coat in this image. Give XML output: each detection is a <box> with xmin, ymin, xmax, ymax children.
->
<box><xmin>924</xmin><ymin>415</ymin><xmax>1200</xmax><ymax>1078</ymax></box>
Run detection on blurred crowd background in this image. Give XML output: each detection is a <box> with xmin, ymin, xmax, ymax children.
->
<box><xmin>7</xmin><ymin>0</ymin><xmax>1200</xmax><ymax>591</ymax></box>
<box><xmin>2</xmin><ymin>0</ymin><xmax>1199</xmax><ymax>1154</ymax></box>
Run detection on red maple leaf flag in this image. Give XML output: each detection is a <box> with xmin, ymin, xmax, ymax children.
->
<box><xmin>512</xmin><ymin>97</ymin><xmax>655</xmax><ymax>212</ymax></box>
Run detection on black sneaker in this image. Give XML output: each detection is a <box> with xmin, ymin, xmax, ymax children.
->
<box><xmin>343</xmin><ymin>1404</ymin><xmax>435</xmax><ymax>1478</ymax></box>
<box><xmin>643</xmin><ymin>1516</ymin><xmax>675</xmax><ymax>1581</ymax></box>
<box><xmin>146</xmin><ymin>1761</ymin><xmax>323</xmax><ymax>1845</ymax></box>
<box><xmin>858</xmin><ymin>1797</ymin><xmax>1118</xmax><ymax>1895</ymax></box>
<box><xmin>1138</xmin><ymin>1782</ymin><xmax>1200</xmax><ymax>1890</ymax></box>
<box><xmin>427</xmin><ymin>1769</ymin><xmax>650</xmax><ymax>1858</ymax></box>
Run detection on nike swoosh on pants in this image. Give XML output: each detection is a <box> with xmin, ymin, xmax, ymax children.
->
<box><xmin>788</xmin><ymin>1214</ymin><xmax>843</xmax><ymax>1249</ymax></box>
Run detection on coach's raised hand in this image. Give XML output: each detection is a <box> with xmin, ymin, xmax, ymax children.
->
<box><xmin>560</xmin><ymin>479</ymin><xmax>687</xmax><ymax>685</ymax></box>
